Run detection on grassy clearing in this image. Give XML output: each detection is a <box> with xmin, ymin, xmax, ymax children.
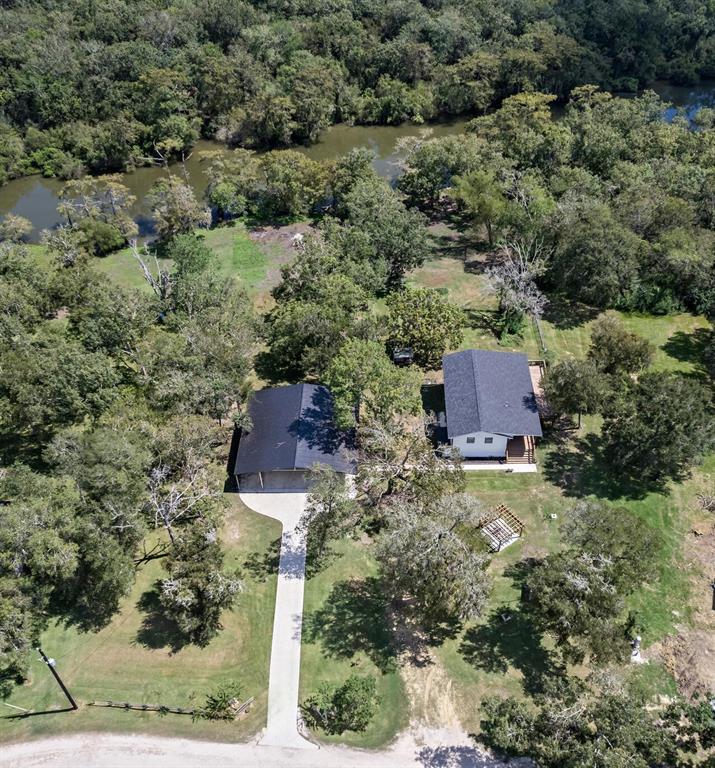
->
<box><xmin>27</xmin><ymin>225</ymin><xmax>271</xmax><ymax>296</ymax></box>
<box><xmin>300</xmin><ymin>539</ymin><xmax>409</xmax><ymax>748</ymax></box>
<box><xmin>411</xmin><ymin>255</ymin><xmax>711</xmax><ymax>374</ymax></box>
<box><xmin>412</xmin><ymin>241</ymin><xmax>712</xmax><ymax>732</ymax></box>
<box><xmin>431</xmin><ymin>450</ymin><xmax>711</xmax><ymax>734</ymax></box>
<box><xmin>0</xmin><ymin>496</ymin><xmax>280</xmax><ymax>744</ymax></box>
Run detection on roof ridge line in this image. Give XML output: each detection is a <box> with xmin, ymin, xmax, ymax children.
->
<box><xmin>470</xmin><ymin>350</ymin><xmax>482</xmax><ymax>433</ymax></box>
<box><xmin>293</xmin><ymin>383</ymin><xmax>306</xmax><ymax>471</ymax></box>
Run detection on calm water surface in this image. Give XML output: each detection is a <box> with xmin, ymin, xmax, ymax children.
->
<box><xmin>0</xmin><ymin>121</ymin><xmax>467</xmax><ymax>240</ymax></box>
<box><xmin>2</xmin><ymin>80</ymin><xmax>715</xmax><ymax>241</ymax></box>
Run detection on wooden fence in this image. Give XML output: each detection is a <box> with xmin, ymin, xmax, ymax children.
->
<box><xmin>532</xmin><ymin>316</ymin><xmax>548</xmax><ymax>355</ymax></box>
<box><xmin>89</xmin><ymin>696</ymin><xmax>254</xmax><ymax>718</ymax></box>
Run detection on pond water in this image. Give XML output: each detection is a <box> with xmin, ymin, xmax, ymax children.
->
<box><xmin>651</xmin><ymin>79</ymin><xmax>715</xmax><ymax>122</ymax></box>
<box><xmin>0</xmin><ymin>120</ymin><xmax>468</xmax><ymax>241</ymax></box>
<box><xmin>2</xmin><ymin>80</ymin><xmax>714</xmax><ymax>241</ymax></box>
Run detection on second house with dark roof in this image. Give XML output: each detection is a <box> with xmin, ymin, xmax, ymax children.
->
<box><xmin>443</xmin><ymin>349</ymin><xmax>542</xmax><ymax>463</ymax></box>
<box><xmin>233</xmin><ymin>383</ymin><xmax>356</xmax><ymax>491</ymax></box>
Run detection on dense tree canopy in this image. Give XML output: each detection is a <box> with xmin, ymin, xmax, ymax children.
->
<box><xmin>2</xmin><ymin>0</ymin><xmax>715</xmax><ymax>184</ymax></box>
<box><xmin>481</xmin><ymin>680</ymin><xmax>683</xmax><ymax>768</ymax></box>
<box><xmin>386</xmin><ymin>287</ymin><xmax>464</xmax><ymax>369</ymax></box>
<box><xmin>526</xmin><ymin>501</ymin><xmax>660</xmax><ymax>664</ymax></box>
<box><xmin>324</xmin><ymin>339</ymin><xmax>423</xmax><ymax>429</ymax></box>
<box><xmin>401</xmin><ymin>88</ymin><xmax>715</xmax><ymax>317</ymax></box>
<box><xmin>602</xmin><ymin>372</ymin><xmax>715</xmax><ymax>482</ymax></box>
<box><xmin>0</xmin><ymin>213</ymin><xmax>257</xmax><ymax>694</ymax></box>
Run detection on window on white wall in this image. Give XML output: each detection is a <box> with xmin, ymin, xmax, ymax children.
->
<box><xmin>484</xmin><ymin>436</ymin><xmax>494</xmax><ymax>444</ymax></box>
<box><xmin>466</xmin><ymin>436</ymin><xmax>475</xmax><ymax>444</ymax></box>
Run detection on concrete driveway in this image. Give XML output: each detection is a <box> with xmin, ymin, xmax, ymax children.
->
<box><xmin>239</xmin><ymin>492</ymin><xmax>316</xmax><ymax>750</ymax></box>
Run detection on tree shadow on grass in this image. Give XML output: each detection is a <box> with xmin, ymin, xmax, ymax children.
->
<box><xmin>459</xmin><ymin>605</ymin><xmax>558</xmax><ymax>697</ymax></box>
<box><xmin>541</xmin><ymin>433</ymin><xmax>664</xmax><ymax>501</ymax></box>
<box><xmin>242</xmin><ymin>537</ymin><xmax>281</xmax><ymax>583</ymax></box>
<box><xmin>661</xmin><ymin>328</ymin><xmax>713</xmax><ymax>380</ymax></box>
<box><xmin>303</xmin><ymin>577</ymin><xmax>398</xmax><ymax>673</ymax></box>
<box><xmin>305</xmin><ymin>545</ymin><xmax>342</xmax><ymax>579</ymax></box>
<box><xmin>135</xmin><ymin>583</ymin><xmax>191</xmax><ymax>653</ymax></box>
<box><xmin>541</xmin><ymin>295</ymin><xmax>601</xmax><ymax>330</ymax></box>
<box><xmin>427</xmin><ymin>227</ymin><xmax>472</xmax><ymax>261</ymax></box>
<box><xmin>464</xmin><ymin>308</ymin><xmax>503</xmax><ymax>343</ymax></box>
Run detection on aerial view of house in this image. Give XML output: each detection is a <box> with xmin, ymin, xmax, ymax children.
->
<box><xmin>1</xmin><ymin>2</ymin><xmax>715</xmax><ymax>766</ymax></box>
<box><xmin>442</xmin><ymin>349</ymin><xmax>542</xmax><ymax>464</ymax></box>
<box><xmin>233</xmin><ymin>383</ymin><xmax>355</xmax><ymax>491</ymax></box>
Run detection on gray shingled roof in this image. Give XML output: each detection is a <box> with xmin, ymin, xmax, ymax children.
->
<box><xmin>234</xmin><ymin>384</ymin><xmax>355</xmax><ymax>475</ymax></box>
<box><xmin>443</xmin><ymin>350</ymin><xmax>542</xmax><ymax>439</ymax></box>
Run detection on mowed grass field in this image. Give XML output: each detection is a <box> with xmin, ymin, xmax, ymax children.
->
<box><xmin>300</xmin><ymin>538</ymin><xmax>409</xmax><ymax>748</ymax></box>
<box><xmin>26</xmin><ymin>224</ymin><xmax>273</xmax><ymax>297</ymax></box>
<box><xmin>0</xmin><ymin>497</ymin><xmax>281</xmax><ymax>744</ymax></box>
<box><xmin>95</xmin><ymin>225</ymin><xmax>271</xmax><ymax>295</ymax></box>
<box><xmin>410</xmin><ymin>237</ymin><xmax>713</xmax><ymax>733</ymax></box>
<box><xmin>411</xmin><ymin>254</ymin><xmax>711</xmax><ymax>375</ymax></box>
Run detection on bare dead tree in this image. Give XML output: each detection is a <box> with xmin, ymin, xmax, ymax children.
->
<box><xmin>485</xmin><ymin>236</ymin><xmax>551</xmax><ymax>320</ymax></box>
<box><xmin>356</xmin><ymin>416</ymin><xmax>463</xmax><ymax>512</ymax></box>
<box><xmin>41</xmin><ymin>225</ymin><xmax>85</xmax><ymax>267</ymax></box>
<box><xmin>180</xmin><ymin>151</ymin><xmax>193</xmax><ymax>185</ymax></box>
<box><xmin>130</xmin><ymin>239</ymin><xmax>171</xmax><ymax>301</ymax></box>
<box><xmin>145</xmin><ymin>462</ymin><xmax>220</xmax><ymax>548</ymax></box>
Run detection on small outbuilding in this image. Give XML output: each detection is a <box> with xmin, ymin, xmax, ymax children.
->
<box><xmin>233</xmin><ymin>383</ymin><xmax>355</xmax><ymax>491</ymax></box>
<box><xmin>443</xmin><ymin>349</ymin><xmax>542</xmax><ymax>462</ymax></box>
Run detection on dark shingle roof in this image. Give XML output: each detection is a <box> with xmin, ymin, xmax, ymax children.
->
<box><xmin>234</xmin><ymin>384</ymin><xmax>355</xmax><ymax>475</ymax></box>
<box><xmin>443</xmin><ymin>350</ymin><xmax>542</xmax><ymax>438</ymax></box>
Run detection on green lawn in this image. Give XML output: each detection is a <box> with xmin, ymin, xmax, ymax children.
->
<box><xmin>412</xmin><ymin>249</ymin><xmax>712</xmax><ymax>732</ymax></box>
<box><xmin>0</xmin><ymin>496</ymin><xmax>280</xmax><ymax>744</ymax></box>
<box><xmin>411</xmin><ymin>255</ymin><xmax>711</xmax><ymax>374</ymax></box>
<box><xmin>26</xmin><ymin>225</ymin><xmax>271</xmax><ymax>296</ymax></box>
<box><xmin>300</xmin><ymin>539</ymin><xmax>409</xmax><ymax>748</ymax></box>
<box><xmin>428</xmin><ymin>450</ymin><xmax>712</xmax><ymax>734</ymax></box>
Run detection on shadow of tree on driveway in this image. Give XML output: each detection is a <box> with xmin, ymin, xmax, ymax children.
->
<box><xmin>303</xmin><ymin>577</ymin><xmax>398</xmax><ymax>673</ymax></box>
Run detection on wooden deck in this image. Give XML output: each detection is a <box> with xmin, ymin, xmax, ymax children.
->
<box><xmin>528</xmin><ymin>360</ymin><xmax>550</xmax><ymax>419</ymax></box>
<box><xmin>506</xmin><ymin>435</ymin><xmax>535</xmax><ymax>464</ymax></box>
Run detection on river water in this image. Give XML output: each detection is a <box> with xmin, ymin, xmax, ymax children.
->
<box><xmin>1</xmin><ymin>81</ymin><xmax>714</xmax><ymax>241</ymax></box>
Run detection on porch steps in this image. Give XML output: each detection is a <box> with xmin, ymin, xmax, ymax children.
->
<box><xmin>506</xmin><ymin>435</ymin><xmax>535</xmax><ymax>464</ymax></box>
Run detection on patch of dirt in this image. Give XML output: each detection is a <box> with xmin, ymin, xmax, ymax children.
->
<box><xmin>646</xmin><ymin>511</ymin><xmax>715</xmax><ymax>697</ymax></box>
<box><xmin>654</xmin><ymin>630</ymin><xmax>715</xmax><ymax>697</ymax></box>
<box><xmin>388</xmin><ymin>608</ymin><xmax>463</xmax><ymax>731</ymax></box>
<box><xmin>248</xmin><ymin>222</ymin><xmax>314</xmax><ymax>294</ymax></box>
<box><xmin>222</xmin><ymin>512</ymin><xmax>243</xmax><ymax>543</ymax></box>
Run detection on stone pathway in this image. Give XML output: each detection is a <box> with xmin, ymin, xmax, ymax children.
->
<box><xmin>239</xmin><ymin>492</ymin><xmax>316</xmax><ymax>750</ymax></box>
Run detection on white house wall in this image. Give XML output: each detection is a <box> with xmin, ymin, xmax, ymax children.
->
<box><xmin>451</xmin><ymin>431</ymin><xmax>508</xmax><ymax>458</ymax></box>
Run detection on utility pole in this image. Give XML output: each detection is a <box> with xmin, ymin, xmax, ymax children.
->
<box><xmin>36</xmin><ymin>648</ymin><xmax>78</xmax><ymax>711</ymax></box>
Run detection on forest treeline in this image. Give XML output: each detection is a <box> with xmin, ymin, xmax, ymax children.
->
<box><xmin>2</xmin><ymin>0</ymin><xmax>715</xmax><ymax>183</ymax></box>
